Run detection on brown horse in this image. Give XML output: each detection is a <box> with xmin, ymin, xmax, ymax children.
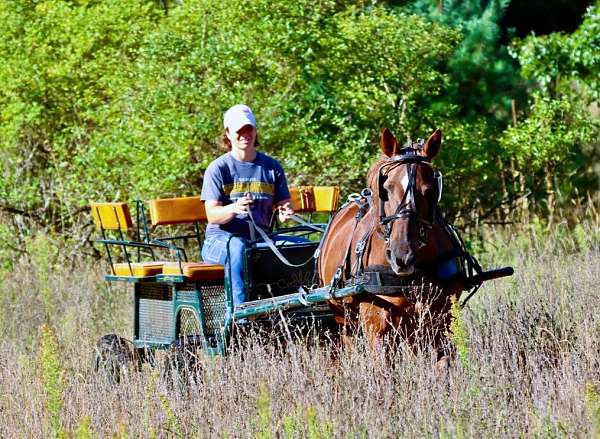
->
<box><xmin>318</xmin><ymin>128</ymin><xmax>470</xmax><ymax>352</ymax></box>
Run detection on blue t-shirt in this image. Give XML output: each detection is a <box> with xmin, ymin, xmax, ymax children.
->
<box><xmin>201</xmin><ymin>151</ymin><xmax>291</xmax><ymax>239</ymax></box>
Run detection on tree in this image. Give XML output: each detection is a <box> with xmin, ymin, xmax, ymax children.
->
<box><xmin>0</xmin><ymin>0</ymin><xmax>459</xmax><ymax>245</ymax></box>
<box><xmin>501</xmin><ymin>4</ymin><xmax>599</xmax><ymax>224</ymax></box>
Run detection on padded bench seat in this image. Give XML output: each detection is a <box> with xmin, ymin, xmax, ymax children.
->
<box><xmin>161</xmin><ymin>262</ymin><xmax>225</xmax><ymax>281</ymax></box>
<box><xmin>112</xmin><ymin>261</ymin><xmax>164</xmax><ymax>277</ymax></box>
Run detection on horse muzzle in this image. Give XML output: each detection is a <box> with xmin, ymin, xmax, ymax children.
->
<box><xmin>386</xmin><ymin>248</ymin><xmax>416</xmax><ymax>276</ymax></box>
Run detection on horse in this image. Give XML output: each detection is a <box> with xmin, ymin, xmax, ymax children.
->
<box><xmin>318</xmin><ymin>128</ymin><xmax>471</xmax><ymax>355</ymax></box>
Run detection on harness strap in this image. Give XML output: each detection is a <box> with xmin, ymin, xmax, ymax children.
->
<box><xmin>353</xmin><ymin>226</ymin><xmax>373</xmax><ymax>278</ymax></box>
<box><xmin>289</xmin><ymin>213</ymin><xmax>326</xmax><ymax>233</ymax></box>
<box><xmin>356</xmin><ymin>271</ymin><xmax>429</xmax><ymax>295</ymax></box>
<box><xmin>247</xmin><ymin>210</ymin><xmax>314</xmax><ymax>268</ymax></box>
<box><xmin>328</xmin><ymin>196</ymin><xmax>369</xmax><ymax>292</ymax></box>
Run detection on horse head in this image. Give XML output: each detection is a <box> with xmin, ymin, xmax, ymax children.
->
<box><xmin>369</xmin><ymin>128</ymin><xmax>443</xmax><ymax>276</ymax></box>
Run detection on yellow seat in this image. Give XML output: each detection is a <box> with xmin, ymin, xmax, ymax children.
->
<box><xmin>112</xmin><ymin>262</ymin><xmax>165</xmax><ymax>277</ymax></box>
<box><xmin>162</xmin><ymin>262</ymin><xmax>225</xmax><ymax>281</ymax></box>
<box><xmin>289</xmin><ymin>186</ymin><xmax>340</xmax><ymax>213</ymax></box>
<box><xmin>313</xmin><ymin>186</ymin><xmax>340</xmax><ymax>212</ymax></box>
<box><xmin>290</xmin><ymin>186</ymin><xmax>316</xmax><ymax>212</ymax></box>
<box><xmin>91</xmin><ymin>202</ymin><xmax>134</xmax><ymax>231</ymax></box>
<box><xmin>148</xmin><ymin>196</ymin><xmax>207</xmax><ymax>225</ymax></box>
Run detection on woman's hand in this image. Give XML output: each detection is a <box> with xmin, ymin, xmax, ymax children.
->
<box><xmin>205</xmin><ymin>194</ymin><xmax>253</xmax><ymax>224</ymax></box>
<box><xmin>231</xmin><ymin>193</ymin><xmax>254</xmax><ymax>215</ymax></box>
<box><xmin>277</xmin><ymin>200</ymin><xmax>294</xmax><ymax>222</ymax></box>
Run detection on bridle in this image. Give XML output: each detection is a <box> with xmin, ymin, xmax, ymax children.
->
<box><xmin>324</xmin><ymin>145</ymin><xmax>443</xmax><ymax>291</ymax></box>
<box><xmin>377</xmin><ymin>148</ymin><xmax>443</xmax><ymax>250</ymax></box>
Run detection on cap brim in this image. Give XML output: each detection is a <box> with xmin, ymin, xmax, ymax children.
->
<box><xmin>228</xmin><ymin>117</ymin><xmax>256</xmax><ymax>133</ymax></box>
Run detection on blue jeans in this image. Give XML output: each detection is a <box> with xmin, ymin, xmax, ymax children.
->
<box><xmin>201</xmin><ymin>231</ymin><xmax>309</xmax><ymax>308</ymax></box>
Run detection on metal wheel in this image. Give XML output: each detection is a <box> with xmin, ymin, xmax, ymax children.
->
<box><xmin>93</xmin><ymin>334</ymin><xmax>134</xmax><ymax>383</ymax></box>
<box><xmin>162</xmin><ymin>337</ymin><xmax>203</xmax><ymax>388</ymax></box>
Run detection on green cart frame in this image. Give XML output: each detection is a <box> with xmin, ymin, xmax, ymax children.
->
<box><xmin>91</xmin><ymin>189</ymin><xmax>350</xmax><ymax>370</ymax></box>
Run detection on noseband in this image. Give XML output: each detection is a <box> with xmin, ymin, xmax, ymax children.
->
<box><xmin>377</xmin><ymin>151</ymin><xmax>441</xmax><ymax>249</ymax></box>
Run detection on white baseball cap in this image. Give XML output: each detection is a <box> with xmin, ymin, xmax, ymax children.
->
<box><xmin>223</xmin><ymin>104</ymin><xmax>257</xmax><ymax>133</ymax></box>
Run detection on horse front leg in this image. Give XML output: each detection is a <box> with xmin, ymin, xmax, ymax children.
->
<box><xmin>358</xmin><ymin>301</ymin><xmax>391</xmax><ymax>352</ymax></box>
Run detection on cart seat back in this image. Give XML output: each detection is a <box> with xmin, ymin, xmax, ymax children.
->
<box><xmin>91</xmin><ymin>202</ymin><xmax>134</xmax><ymax>231</ymax></box>
<box><xmin>148</xmin><ymin>196</ymin><xmax>207</xmax><ymax>225</ymax></box>
<box><xmin>289</xmin><ymin>186</ymin><xmax>340</xmax><ymax>213</ymax></box>
<box><xmin>145</xmin><ymin>196</ymin><xmax>205</xmax><ymax>261</ymax></box>
<box><xmin>146</xmin><ymin>197</ymin><xmax>225</xmax><ymax>281</ymax></box>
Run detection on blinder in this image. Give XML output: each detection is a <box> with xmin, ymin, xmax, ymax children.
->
<box><xmin>378</xmin><ymin>174</ymin><xmax>389</xmax><ymax>202</ymax></box>
<box><xmin>434</xmin><ymin>170</ymin><xmax>443</xmax><ymax>203</ymax></box>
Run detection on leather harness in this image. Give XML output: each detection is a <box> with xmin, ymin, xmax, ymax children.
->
<box><xmin>323</xmin><ymin>148</ymin><xmax>473</xmax><ymax>296</ymax></box>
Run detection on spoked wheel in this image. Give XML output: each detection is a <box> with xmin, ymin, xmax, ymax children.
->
<box><xmin>94</xmin><ymin>334</ymin><xmax>134</xmax><ymax>383</ymax></box>
<box><xmin>163</xmin><ymin>337</ymin><xmax>203</xmax><ymax>388</ymax></box>
<box><xmin>135</xmin><ymin>346</ymin><xmax>158</xmax><ymax>369</ymax></box>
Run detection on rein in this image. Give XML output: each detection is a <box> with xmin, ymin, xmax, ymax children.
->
<box><xmin>247</xmin><ymin>209</ymin><xmax>315</xmax><ymax>268</ymax></box>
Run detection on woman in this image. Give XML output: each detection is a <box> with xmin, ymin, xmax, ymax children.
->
<box><xmin>201</xmin><ymin>104</ymin><xmax>297</xmax><ymax>310</ymax></box>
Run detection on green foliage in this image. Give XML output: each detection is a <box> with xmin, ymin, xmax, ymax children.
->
<box><xmin>585</xmin><ymin>382</ymin><xmax>600</xmax><ymax>438</ymax></box>
<box><xmin>254</xmin><ymin>381</ymin><xmax>334</xmax><ymax>438</ymax></box>
<box><xmin>0</xmin><ymin>0</ymin><xmax>163</xmax><ymax>231</ymax></box>
<box><xmin>74</xmin><ymin>416</ymin><xmax>95</xmax><ymax>439</ymax></box>
<box><xmin>28</xmin><ymin>234</ymin><xmax>60</xmax><ymax>321</ymax></box>
<box><xmin>409</xmin><ymin>0</ymin><xmax>520</xmax><ymax>122</ymax></box>
<box><xmin>502</xmin><ymin>4</ymin><xmax>600</xmax><ymax>208</ymax></box>
<box><xmin>158</xmin><ymin>394</ymin><xmax>183</xmax><ymax>438</ymax></box>
<box><xmin>38</xmin><ymin>324</ymin><xmax>66</xmax><ymax>439</ymax></box>
<box><xmin>515</xmin><ymin>4</ymin><xmax>600</xmax><ymax>101</ymax></box>
<box><xmin>305</xmin><ymin>405</ymin><xmax>334</xmax><ymax>439</ymax></box>
<box><xmin>448</xmin><ymin>296</ymin><xmax>469</xmax><ymax>369</ymax></box>
<box><xmin>406</xmin><ymin>0</ymin><xmax>525</xmax><ymax>221</ymax></box>
<box><xmin>0</xmin><ymin>0</ymin><xmax>458</xmax><ymax>241</ymax></box>
<box><xmin>0</xmin><ymin>0</ymin><xmax>597</xmax><ymax>246</ymax></box>
<box><xmin>255</xmin><ymin>381</ymin><xmax>272</xmax><ymax>439</ymax></box>
<box><xmin>281</xmin><ymin>405</ymin><xmax>335</xmax><ymax>439</ymax></box>
<box><xmin>127</xmin><ymin>0</ymin><xmax>458</xmax><ymax>190</ymax></box>
<box><xmin>500</xmin><ymin>93</ymin><xmax>597</xmax><ymax>181</ymax></box>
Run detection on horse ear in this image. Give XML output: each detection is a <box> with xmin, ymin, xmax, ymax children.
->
<box><xmin>380</xmin><ymin>128</ymin><xmax>397</xmax><ymax>157</ymax></box>
<box><xmin>424</xmin><ymin>129</ymin><xmax>442</xmax><ymax>159</ymax></box>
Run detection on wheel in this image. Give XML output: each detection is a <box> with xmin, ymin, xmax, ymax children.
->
<box><xmin>135</xmin><ymin>346</ymin><xmax>158</xmax><ymax>369</ymax></box>
<box><xmin>162</xmin><ymin>337</ymin><xmax>203</xmax><ymax>388</ymax></box>
<box><xmin>94</xmin><ymin>334</ymin><xmax>134</xmax><ymax>383</ymax></box>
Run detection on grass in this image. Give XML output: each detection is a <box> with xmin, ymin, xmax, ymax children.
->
<box><xmin>0</xmin><ymin>220</ymin><xmax>598</xmax><ymax>437</ymax></box>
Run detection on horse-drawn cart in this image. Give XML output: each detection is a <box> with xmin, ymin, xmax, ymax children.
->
<box><xmin>91</xmin><ymin>188</ymin><xmax>358</xmax><ymax>370</ymax></box>
<box><xmin>91</xmin><ymin>132</ymin><xmax>513</xmax><ymax>377</ymax></box>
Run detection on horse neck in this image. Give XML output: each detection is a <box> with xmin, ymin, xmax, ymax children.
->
<box><xmin>419</xmin><ymin>211</ymin><xmax>461</xmax><ymax>263</ymax></box>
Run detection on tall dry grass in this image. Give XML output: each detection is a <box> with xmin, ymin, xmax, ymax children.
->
<box><xmin>0</xmin><ymin>220</ymin><xmax>599</xmax><ymax>438</ymax></box>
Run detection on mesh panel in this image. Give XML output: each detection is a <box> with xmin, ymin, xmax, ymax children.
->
<box><xmin>137</xmin><ymin>283</ymin><xmax>174</xmax><ymax>343</ymax></box>
<box><xmin>200</xmin><ymin>283</ymin><xmax>227</xmax><ymax>337</ymax></box>
<box><xmin>178</xmin><ymin>307</ymin><xmax>201</xmax><ymax>337</ymax></box>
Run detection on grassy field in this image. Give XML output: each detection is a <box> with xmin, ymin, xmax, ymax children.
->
<box><xmin>1</xmin><ymin>220</ymin><xmax>599</xmax><ymax>438</ymax></box>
